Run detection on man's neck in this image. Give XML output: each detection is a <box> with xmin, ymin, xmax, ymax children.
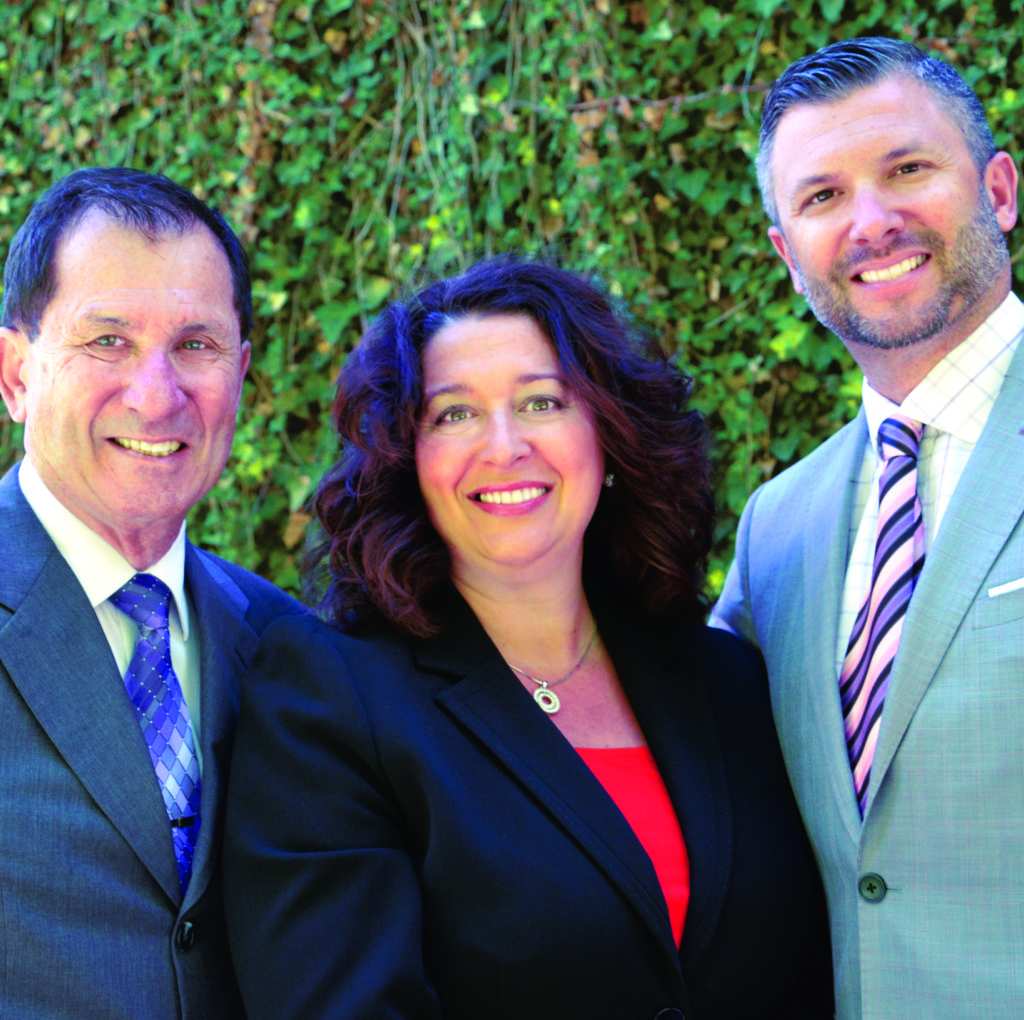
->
<box><xmin>21</xmin><ymin>456</ymin><xmax>184</xmax><ymax>572</ymax></box>
<box><xmin>849</xmin><ymin>280</ymin><xmax>1012</xmax><ymax>404</ymax></box>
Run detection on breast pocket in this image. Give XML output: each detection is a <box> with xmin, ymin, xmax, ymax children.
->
<box><xmin>975</xmin><ymin>577</ymin><xmax>1024</xmax><ymax>629</ymax></box>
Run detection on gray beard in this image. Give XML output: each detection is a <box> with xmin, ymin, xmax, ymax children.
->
<box><xmin>794</xmin><ymin>189</ymin><xmax>1009</xmax><ymax>351</ymax></box>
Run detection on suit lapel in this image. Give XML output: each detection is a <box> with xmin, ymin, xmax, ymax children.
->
<box><xmin>869</xmin><ymin>341</ymin><xmax>1024</xmax><ymax>809</ymax></box>
<box><xmin>0</xmin><ymin>472</ymin><xmax>180</xmax><ymax>900</ymax></box>
<box><xmin>795</xmin><ymin>413</ymin><xmax>869</xmax><ymax>837</ymax></box>
<box><xmin>599</xmin><ymin>605</ymin><xmax>732</xmax><ymax>971</ymax></box>
<box><xmin>421</xmin><ymin>594</ymin><xmax>687</xmax><ymax>989</ymax></box>
<box><xmin>182</xmin><ymin>546</ymin><xmax>255</xmax><ymax>908</ymax></box>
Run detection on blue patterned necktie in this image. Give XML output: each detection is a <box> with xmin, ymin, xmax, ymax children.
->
<box><xmin>840</xmin><ymin>415</ymin><xmax>925</xmax><ymax>815</ymax></box>
<box><xmin>109</xmin><ymin>573</ymin><xmax>202</xmax><ymax>893</ymax></box>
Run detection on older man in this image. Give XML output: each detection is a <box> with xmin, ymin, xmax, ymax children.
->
<box><xmin>0</xmin><ymin>167</ymin><xmax>303</xmax><ymax>1018</ymax></box>
<box><xmin>713</xmin><ymin>37</ymin><xmax>1024</xmax><ymax>1019</ymax></box>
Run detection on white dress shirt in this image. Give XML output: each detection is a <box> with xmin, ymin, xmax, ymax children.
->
<box><xmin>18</xmin><ymin>458</ymin><xmax>204</xmax><ymax>767</ymax></box>
<box><xmin>835</xmin><ymin>291</ymin><xmax>1024</xmax><ymax>675</ymax></box>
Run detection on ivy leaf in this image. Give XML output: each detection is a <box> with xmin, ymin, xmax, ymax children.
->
<box><xmin>314</xmin><ymin>301</ymin><xmax>362</xmax><ymax>346</ymax></box>
<box><xmin>361</xmin><ymin>275</ymin><xmax>393</xmax><ymax>311</ymax></box>
<box><xmin>677</xmin><ymin>169</ymin><xmax>711</xmax><ymax>200</ymax></box>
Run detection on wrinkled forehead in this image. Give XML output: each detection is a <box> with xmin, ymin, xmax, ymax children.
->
<box><xmin>47</xmin><ymin>212</ymin><xmax>239</xmax><ymax>335</ymax></box>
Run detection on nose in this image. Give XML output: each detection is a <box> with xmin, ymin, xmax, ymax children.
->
<box><xmin>481</xmin><ymin>411</ymin><xmax>530</xmax><ymax>466</ymax></box>
<box><xmin>849</xmin><ymin>185</ymin><xmax>904</xmax><ymax>246</ymax></box>
<box><xmin>121</xmin><ymin>349</ymin><xmax>188</xmax><ymax>419</ymax></box>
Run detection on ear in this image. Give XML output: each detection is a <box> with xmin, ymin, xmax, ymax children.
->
<box><xmin>237</xmin><ymin>340</ymin><xmax>252</xmax><ymax>399</ymax></box>
<box><xmin>768</xmin><ymin>225</ymin><xmax>805</xmax><ymax>295</ymax></box>
<box><xmin>0</xmin><ymin>327</ymin><xmax>31</xmax><ymax>423</ymax></box>
<box><xmin>984</xmin><ymin>151</ymin><xmax>1019</xmax><ymax>233</ymax></box>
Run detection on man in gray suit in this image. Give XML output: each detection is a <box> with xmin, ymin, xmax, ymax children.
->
<box><xmin>713</xmin><ymin>37</ymin><xmax>1024</xmax><ymax>1019</ymax></box>
<box><xmin>0</xmin><ymin>167</ymin><xmax>303</xmax><ymax>1017</ymax></box>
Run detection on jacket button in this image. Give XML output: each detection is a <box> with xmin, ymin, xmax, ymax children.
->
<box><xmin>654</xmin><ymin>1010</ymin><xmax>684</xmax><ymax>1019</ymax></box>
<box><xmin>175</xmin><ymin>921</ymin><xmax>196</xmax><ymax>951</ymax></box>
<box><xmin>858</xmin><ymin>873</ymin><xmax>887</xmax><ymax>902</ymax></box>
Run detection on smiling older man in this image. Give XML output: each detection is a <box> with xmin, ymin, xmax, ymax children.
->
<box><xmin>712</xmin><ymin>37</ymin><xmax>1024</xmax><ymax>1020</ymax></box>
<box><xmin>0</xmin><ymin>167</ymin><xmax>303</xmax><ymax>1019</ymax></box>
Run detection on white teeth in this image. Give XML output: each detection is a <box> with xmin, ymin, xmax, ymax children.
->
<box><xmin>858</xmin><ymin>255</ymin><xmax>927</xmax><ymax>283</ymax></box>
<box><xmin>478</xmin><ymin>486</ymin><xmax>547</xmax><ymax>505</ymax></box>
<box><xmin>114</xmin><ymin>438</ymin><xmax>182</xmax><ymax>457</ymax></box>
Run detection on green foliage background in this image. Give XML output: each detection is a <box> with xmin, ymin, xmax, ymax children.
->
<box><xmin>0</xmin><ymin>0</ymin><xmax>1021</xmax><ymax>598</ymax></box>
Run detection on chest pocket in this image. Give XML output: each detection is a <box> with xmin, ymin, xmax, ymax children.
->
<box><xmin>974</xmin><ymin>580</ymin><xmax>1024</xmax><ymax>629</ymax></box>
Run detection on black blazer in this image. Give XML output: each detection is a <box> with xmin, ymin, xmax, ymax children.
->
<box><xmin>224</xmin><ymin>589</ymin><xmax>832</xmax><ymax>1020</ymax></box>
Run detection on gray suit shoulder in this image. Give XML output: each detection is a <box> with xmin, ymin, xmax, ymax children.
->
<box><xmin>748</xmin><ymin>412</ymin><xmax>866</xmax><ymax>511</ymax></box>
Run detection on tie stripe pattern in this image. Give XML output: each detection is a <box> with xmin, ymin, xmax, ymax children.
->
<box><xmin>110</xmin><ymin>573</ymin><xmax>202</xmax><ymax>892</ymax></box>
<box><xmin>840</xmin><ymin>415</ymin><xmax>925</xmax><ymax>815</ymax></box>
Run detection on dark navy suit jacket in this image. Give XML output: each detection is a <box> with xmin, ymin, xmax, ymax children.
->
<box><xmin>225</xmin><ymin>587</ymin><xmax>833</xmax><ymax>1019</ymax></box>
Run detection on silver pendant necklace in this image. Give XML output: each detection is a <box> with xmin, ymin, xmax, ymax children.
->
<box><xmin>507</xmin><ymin>628</ymin><xmax>598</xmax><ymax>714</ymax></box>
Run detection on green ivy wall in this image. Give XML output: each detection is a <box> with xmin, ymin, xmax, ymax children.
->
<box><xmin>1</xmin><ymin>0</ymin><xmax>1020</xmax><ymax>596</ymax></box>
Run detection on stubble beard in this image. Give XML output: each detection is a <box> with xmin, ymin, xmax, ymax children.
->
<box><xmin>794</xmin><ymin>187</ymin><xmax>1009</xmax><ymax>351</ymax></box>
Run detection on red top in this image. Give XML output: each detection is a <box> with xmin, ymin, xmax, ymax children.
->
<box><xmin>576</xmin><ymin>745</ymin><xmax>689</xmax><ymax>946</ymax></box>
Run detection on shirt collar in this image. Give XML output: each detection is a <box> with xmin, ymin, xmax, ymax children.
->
<box><xmin>18</xmin><ymin>458</ymin><xmax>191</xmax><ymax>638</ymax></box>
<box><xmin>862</xmin><ymin>291</ymin><xmax>1024</xmax><ymax>454</ymax></box>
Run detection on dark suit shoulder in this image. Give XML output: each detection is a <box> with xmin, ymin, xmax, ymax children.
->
<box><xmin>188</xmin><ymin>547</ymin><xmax>308</xmax><ymax>626</ymax></box>
<box><xmin>598</xmin><ymin>591</ymin><xmax>767</xmax><ymax>694</ymax></box>
<box><xmin>242</xmin><ymin>612</ymin><xmax>419</xmax><ymax>725</ymax></box>
<box><xmin>674</xmin><ymin>619</ymin><xmax>764</xmax><ymax>674</ymax></box>
<box><xmin>254</xmin><ymin>610</ymin><xmax>405</xmax><ymax>665</ymax></box>
<box><xmin>623</xmin><ymin>615</ymin><xmax>775</xmax><ymax>741</ymax></box>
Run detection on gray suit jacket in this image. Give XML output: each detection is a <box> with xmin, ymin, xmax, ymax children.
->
<box><xmin>714</xmin><ymin>333</ymin><xmax>1024</xmax><ymax>1019</ymax></box>
<box><xmin>0</xmin><ymin>465</ymin><xmax>305</xmax><ymax>1019</ymax></box>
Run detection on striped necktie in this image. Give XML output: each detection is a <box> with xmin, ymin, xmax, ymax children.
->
<box><xmin>840</xmin><ymin>415</ymin><xmax>925</xmax><ymax>815</ymax></box>
<box><xmin>110</xmin><ymin>573</ymin><xmax>202</xmax><ymax>892</ymax></box>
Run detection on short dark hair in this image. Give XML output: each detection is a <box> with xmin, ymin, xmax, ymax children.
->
<box><xmin>758</xmin><ymin>37</ymin><xmax>996</xmax><ymax>225</ymax></box>
<box><xmin>309</xmin><ymin>256</ymin><xmax>714</xmax><ymax>637</ymax></box>
<box><xmin>1</xmin><ymin>166</ymin><xmax>252</xmax><ymax>340</ymax></box>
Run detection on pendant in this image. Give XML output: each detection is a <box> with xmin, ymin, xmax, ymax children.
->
<box><xmin>533</xmin><ymin>686</ymin><xmax>560</xmax><ymax>714</ymax></box>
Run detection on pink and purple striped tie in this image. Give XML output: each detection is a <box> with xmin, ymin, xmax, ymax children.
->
<box><xmin>840</xmin><ymin>415</ymin><xmax>925</xmax><ymax>815</ymax></box>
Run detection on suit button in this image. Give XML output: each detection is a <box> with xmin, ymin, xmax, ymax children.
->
<box><xmin>176</xmin><ymin>921</ymin><xmax>196</xmax><ymax>951</ymax></box>
<box><xmin>858</xmin><ymin>873</ymin><xmax>887</xmax><ymax>902</ymax></box>
<box><xmin>654</xmin><ymin>1010</ymin><xmax>684</xmax><ymax>1019</ymax></box>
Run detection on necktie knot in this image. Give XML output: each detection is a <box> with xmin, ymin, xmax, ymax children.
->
<box><xmin>877</xmin><ymin>415</ymin><xmax>923</xmax><ymax>463</ymax></box>
<box><xmin>109</xmin><ymin>573</ymin><xmax>172</xmax><ymax>631</ymax></box>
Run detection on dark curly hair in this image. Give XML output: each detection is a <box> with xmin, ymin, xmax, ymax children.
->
<box><xmin>308</xmin><ymin>256</ymin><xmax>713</xmax><ymax>637</ymax></box>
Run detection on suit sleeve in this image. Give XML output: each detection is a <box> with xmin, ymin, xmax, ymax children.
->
<box><xmin>708</xmin><ymin>483</ymin><xmax>763</xmax><ymax>651</ymax></box>
<box><xmin>223</xmin><ymin>615</ymin><xmax>442</xmax><ymax>1020</ymax></box>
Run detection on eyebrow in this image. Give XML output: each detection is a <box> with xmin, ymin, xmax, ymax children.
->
<box><xmin>789</xmin><ymin>172</ymin><xmax>838</xmax><ymax>197</ymax></box>
<box><xmin>790</xmin><ymin>144</ymin><xmax>933</xmax><ymax>199</ymax></box>
<box><xmin>881</xmin><ymin>144</ymin><xmax>930</xmax><ymax>163</ymax></box>
<box><xmin>78</xmin><ymin>312</ymin><xmax>132</xmax><ymax>330</ymax></box>
<box><xmin>423</xmin><ymin>371</ymin><xmax>564</xmax><ymax>403</ymax></box>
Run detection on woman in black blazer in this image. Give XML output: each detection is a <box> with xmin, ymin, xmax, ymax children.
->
<box><xmin>224</xmin><ymin>258</ymin><xmax>833</xmax><ymax>1019</ymax></box>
